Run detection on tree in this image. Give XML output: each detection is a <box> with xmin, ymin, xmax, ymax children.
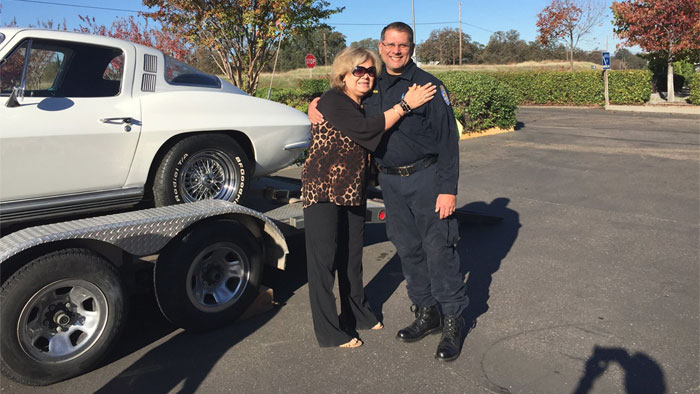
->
<box><xmin>537</xmin><ymin>0</ymin><xmax>606</xmax><ymax>70</ymax></box>
<box><xmin>613</xmin><ymin>48</ymin><xmax>647</xmax><ymax>69</ymax></box>
<box><xmin>77</xmin><ymin>15</ymin><xmax>190</xmax><ymax>61</ymax></box>
<box><xmin>417</xmin><ymin>28</ymin><xmax>480</xmax><ymax>64</ymax></box>
<box><xmin>350</xmin><ymin>38</ymin><xmax>380</xmax><ymax>51</ymax></box>
<box><xmin>278</xmin><ymin>27</ymin><xmax>345</xmax><ymax>71</ymax></box>
<box><xmin>143</xmin><ymin>0</ymin><xmax>342</xmax><ymax>94</ymax></box>
<box><xmin>479</xmin><ymin>30</ymin><xmax>529</xmax><ymax>64</ymax></box>
<box><xmin>612</xmin><ymin>0</ymin><xmax>700</xmax><ymax>102</ymax></box>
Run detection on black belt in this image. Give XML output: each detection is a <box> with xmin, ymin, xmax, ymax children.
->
<box><xmin>377</xmin><ymin>156</ymin><xmax>437</xmax><ymax>177</ymax></box>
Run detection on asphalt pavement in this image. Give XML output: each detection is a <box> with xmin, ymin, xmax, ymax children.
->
<box><xmin>2</xmin><ymin>107</ymin><xmax>698</xmax><ymax>394</ymax></box>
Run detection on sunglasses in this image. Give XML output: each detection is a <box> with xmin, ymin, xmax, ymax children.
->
<box><xmin>351</xmin><ymin>65</ymin><xmax>377</xmax><ymax>78</ymax></box>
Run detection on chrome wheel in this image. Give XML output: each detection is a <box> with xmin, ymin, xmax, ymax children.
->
<box><xmin>179</xmin><ymin>149</ymin><xmax>238</xmax><ymax>202</ymax></box>
<box><xmin>185</xmin><ymin>242</ymin><xmax>250</xmax><ymax>313</ymax></box>
<box><xmin>17</xmin><ymin>279</ymin><xmax>109</xmax><ymax>363</ymax></box>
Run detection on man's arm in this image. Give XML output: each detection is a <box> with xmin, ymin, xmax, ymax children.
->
<box><xmin>431</xmin><ymin>83</ymin><xmax>460</xmax><ymax>219</ymax></box>
<box><xmin>308</xmin><ymin>97</ymin><xmax>323</xmax><ymax>124</ymax></box>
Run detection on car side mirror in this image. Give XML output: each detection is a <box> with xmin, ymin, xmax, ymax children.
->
<box><xmin>5</xmin><ymin>86</ymin><xmax>23</xmax><ymax>108</ymax></box>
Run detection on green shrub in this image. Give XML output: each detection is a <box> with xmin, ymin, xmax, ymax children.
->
<box><xmin>608</xmin><ymin>70</ymin><xmax>652</xmax><ymax>104</ymax></box>
<box><xmin>465</xmin><ymin>70</ymin><xmax>651</xmax><ymax>106</ymax></box>
<box><xmin>298</xmin><ymin>78</ymin><xmax>329</xmax><ymax>96</ymax></box>
<box><xmin>438</xmin><ymin>72</ymin><xmax>518</xmax><ymax>131</ymax></box>
<box><xmin>689</xmin><ymin>73</ymin><xmax>700</xmax><ymax>105</ymax></box>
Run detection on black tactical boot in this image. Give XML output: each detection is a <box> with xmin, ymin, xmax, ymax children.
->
<box><xmin>435</xmin><ymin>314</ymin><xmax>464</xmax><ymax>362</ymax></box>
<box><xmin>396</xmin><ymin>305</ymin><xmax>441</xmax><ymax>342</ymax></box>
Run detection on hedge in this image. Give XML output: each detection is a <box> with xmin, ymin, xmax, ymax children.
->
<box><xmin>261</xmin><ymin>69</ymin><xmax>654</xmax><ymax>132</ymax></box>
<box><xmin>689</xmin><ymin>73</ymin><xmax>700</xmax><ymax>105</ymax></box>
<box><xmin>485</xmin><ymin>70</ymin><xmax>652</xmax><ymax>105</ymax></box>
<box><xmin>437</xmin><ymin>72</ymin><xmax>518</xmax><ymax>131</ymax></box>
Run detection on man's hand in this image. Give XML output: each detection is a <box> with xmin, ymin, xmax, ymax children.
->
<box><xmin>308</xmin><ymin>97</ymin><xmax>323</xmax><ymax>124</ymax></box>
<box><xmin>435</xmin><ymin>194</ymin><xmax>456</xmax><ymax>219</ymax></box>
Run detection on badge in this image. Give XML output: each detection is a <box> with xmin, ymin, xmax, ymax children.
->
<box><xmin>373</xmin><ymin>90</ymin><xmax>379</xmax><ymax>94</ymax></box>
<box><xmin>440</xmin><ymin>85</ymin><xmax>451</xmax><ymax>106</ymax></box>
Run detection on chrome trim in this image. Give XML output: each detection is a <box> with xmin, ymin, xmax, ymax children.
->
<box><xmin>283</xmin><ymin>140</ymin><xmax>309</xmax><ymax>151</ymax></box>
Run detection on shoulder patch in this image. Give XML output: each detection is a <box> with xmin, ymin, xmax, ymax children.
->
<box><xmin>440</xmin><ymin>85</ymin><xmax>451</xmax><ymax>106</ymax></box>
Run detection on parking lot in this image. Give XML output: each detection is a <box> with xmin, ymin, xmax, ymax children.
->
<box><xmin>2</xmin><ymin>107</ymin><xmax>698</xmax><ymax>394</ymax></box>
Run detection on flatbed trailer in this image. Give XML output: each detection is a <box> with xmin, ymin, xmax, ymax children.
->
<box><xmin>0</xmin><ymin>176</ymin><xmax>386</xmax><ymax>386</ymax></box>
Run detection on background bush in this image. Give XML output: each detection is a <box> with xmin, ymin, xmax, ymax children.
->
<box><xmin>689</xmin><ymin>73</ymin><xmax>700</xmax><ymax>105</ymax></box>
<box><xmin>437</xmin><ymin>72</ymin><xmax>518</xmax><ymax>131</ymax></box>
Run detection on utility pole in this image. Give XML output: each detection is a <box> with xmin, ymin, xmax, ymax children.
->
<box><xmin>411</xmin><ymin>0</ymin><xmax>416</xmax><ymax>62</ymax></box>
<box><xmin>323</xmin><ymin>31</ymin><xmax>328</xmax><ymax>66</ymax></box>
<box><xmin>458</xmin><ymin>2</ymin><xmax>462</xmax><ymax>65</ymax></box>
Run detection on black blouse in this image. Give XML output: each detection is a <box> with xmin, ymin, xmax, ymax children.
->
<box><xmin>301</xmin><ymin>88</ymin><xmax>385</xmax><ymax>208</ymax></box>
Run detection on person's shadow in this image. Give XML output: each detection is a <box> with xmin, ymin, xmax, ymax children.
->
<box><xmin>458</xmin><ymin>197</ymin><xmax>520</xmax><ymax>326</ymax></box>
<box><xmin>572</xmin><ymin>346</ymin><xmax>666</xmax><ymax>394</ymax></box>
<box><xmin>364</xmin><ymin>197</ymin><xmax>520</xmax><ymax>325</ymax></box>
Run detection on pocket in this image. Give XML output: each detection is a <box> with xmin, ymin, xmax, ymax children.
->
<box><xmin>446</xmin><ymin>217</ymin><xmax>459</xmax><ymax>247</ymax></box>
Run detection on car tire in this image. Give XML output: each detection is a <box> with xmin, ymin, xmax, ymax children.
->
<box><xmin>0</xmin><ymin>249</ymin><xmax>126</xmax><ymax>386</ymax></box>
<box><xmin>154</xmin><ymin>220</ymin><xmax>262</xmax><ymax>330</ymax></box>
<box><xmin>153</xmin><ymin>134</ymin><xmax>251</xmax><ymax>206</ymax></box>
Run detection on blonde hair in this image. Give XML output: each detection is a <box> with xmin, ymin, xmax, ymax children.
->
<box><xmin>330</xmin><ymin>47</ymin><xmax>382</xmax><ymax>90</ymax></box>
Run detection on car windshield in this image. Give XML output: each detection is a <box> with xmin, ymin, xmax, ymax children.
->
<box><xmin>164</xmin><ymin>55</ymin><xmax>220</xmax><ymax>88</ymax></box>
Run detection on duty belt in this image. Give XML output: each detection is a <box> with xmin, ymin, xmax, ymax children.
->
<box><xmin>377</xmin><ymin>156</ymin><xmax>437</xmax><ymax>177</ymax></box>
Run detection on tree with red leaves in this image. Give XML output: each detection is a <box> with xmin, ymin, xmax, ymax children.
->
<box><xmin>77</xmin><ymin>15</ymin><xmax>190</xmax><ymax>62</ymax></box>
<box><xmin>612</xmin><ymin>0</ymin><xmax>700</xmax><ymax>102</ymax></box>
<box><xmin>537</xmin><ymin>0</ymin><xmax>606</xmax><ymax>70</ymax></box>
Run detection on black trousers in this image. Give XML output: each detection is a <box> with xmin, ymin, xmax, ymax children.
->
<box><xmin>379</xmin><ymin>165</ymin><xmax>469</xmax><ymax>316</ymax></box>
<box><xmin>304</xmin><ymin>202</ymin><xmax>379</xmax><ymax>347</ymax></box>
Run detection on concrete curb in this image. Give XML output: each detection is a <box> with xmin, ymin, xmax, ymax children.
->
<box><xmin>605</xmin><ymin>104</ymin><xmax>700</xmax><ymax>115</ymax></box>
<box><xmin>519</xmin><ymin>104</ymin><xmax>700</xmax><ymax>116</ymax></box>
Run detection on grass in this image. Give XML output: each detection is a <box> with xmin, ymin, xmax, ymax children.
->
<box><xmin>254</xmin><ymin>61</ymin><xmax>599</xmax><ymax>92</ymax></box>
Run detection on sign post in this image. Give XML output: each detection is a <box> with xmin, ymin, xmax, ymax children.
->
<box><xmin>305</xmin><ymin>54</ymin><xmax>316</xmax><ymax>78</ymax></box>
<box><xmin>602</xmin><ymin>51</ymin><xmax>610</xmax><ymax>107</ymax></box>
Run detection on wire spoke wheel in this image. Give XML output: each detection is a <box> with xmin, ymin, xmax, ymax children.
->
<box><xmin>180</xmin><ymin>150</ymin><xmax>237</xmax><ymax>202</ymax></box>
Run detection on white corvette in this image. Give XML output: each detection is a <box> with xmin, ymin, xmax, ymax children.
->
<box><xmin>0</xmin><ymin>28</ymin><xmax>310</xmax><ymax>224</ymax></box>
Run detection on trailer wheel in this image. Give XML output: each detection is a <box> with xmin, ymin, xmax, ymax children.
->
<box><xmin>155</xmin><ymin>220</ymin><xmax>262</xmax><ymax>330</ymax></box>
<box><xmin>0</xmin><ymin>249</ymin><xmax>125</xmax><ymax>386</ymax></box>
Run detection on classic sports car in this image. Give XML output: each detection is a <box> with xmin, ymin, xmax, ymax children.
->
<box><xmin>0</xmin><ymin>28</ymin><xmax>310</xmax><ymax>224</ymax></box>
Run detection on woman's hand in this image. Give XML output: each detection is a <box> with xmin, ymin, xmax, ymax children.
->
<box><xmin>402</xmin><ymin>82</ymin><xmax>437</xmax><ymax>111</ymax></box>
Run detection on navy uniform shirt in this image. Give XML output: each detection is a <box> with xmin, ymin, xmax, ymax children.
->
<box><xmin>363</xmin><ymin>60</ymin><xmax>459</xmax><ymax>195</ymax></box>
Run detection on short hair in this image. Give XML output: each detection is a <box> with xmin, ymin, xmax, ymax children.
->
<box><xmin>330</xmin><ymin>46</ymin><xmax>382</xmax><ymax>90</ymax></box>
<box><xmin>381</xmin><ymin>22</ymin><xmax>414</xmax><ymax>44</ymax></box>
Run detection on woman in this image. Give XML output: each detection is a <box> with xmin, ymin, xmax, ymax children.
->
<box><xmin>302</xmin><ymin>46</ymin><xmax>436</xmax><ymax>348</ymax></box>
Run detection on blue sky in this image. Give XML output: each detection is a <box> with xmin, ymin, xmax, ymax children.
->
<box><xmin>1</xmin><ymin>0</ymin><xmax>628</xmax><ymax>51</ymax></box>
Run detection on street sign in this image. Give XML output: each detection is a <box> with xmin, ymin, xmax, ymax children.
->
<box><xmin>602</xmin><ymin>52</ymin><xmax>610</xmax><ymax>70</ymax></box>
<box><xmin>305</xmin><ymin>54</ymin><xmax>316</xmax><ymax>69</ymax></box>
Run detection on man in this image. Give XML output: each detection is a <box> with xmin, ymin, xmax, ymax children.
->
<box><xmin>309</xmin><ymin>22</ymin><xmax>468</xmax><ymax>362</ymax></box>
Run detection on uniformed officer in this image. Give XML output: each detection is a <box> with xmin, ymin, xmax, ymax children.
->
<box><xmin>309</xmin><ymin>22</ymin><xmax>468</xmax><ymax>362</ymax></box>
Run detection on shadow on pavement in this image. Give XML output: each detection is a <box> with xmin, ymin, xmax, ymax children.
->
<box><xmin>573</xmin><ymin>346</ymin><xmax>666</xmax><ymax>394</ymax></box>
<box><xmin>457</xmin><ymin>197</ymin><xmax>521</xmax><ymax>325</ymax></box>
<box><xmin>364</xmin><ymin>197</ymin><xmax>521</xmax><ymax>325</ymax></box>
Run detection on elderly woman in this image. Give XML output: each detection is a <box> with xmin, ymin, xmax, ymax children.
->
<box><xmin>302</xmin><ymin>46</ymin><xmax>436</xmax><ymax>348</ymax></box>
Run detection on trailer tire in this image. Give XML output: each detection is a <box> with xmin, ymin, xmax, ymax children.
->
<box><xmin>0</xmin><ymin>249</ymin><xmax>126</xmax><ymax>386</ymax></box>
<box><xmin>155</xmin><ymin>220</ymin><xmax>262</xmax><ymax>330</ymax></box>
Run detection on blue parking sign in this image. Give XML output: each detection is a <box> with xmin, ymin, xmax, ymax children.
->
<box><xmin>602</xmin><ymin>52</ymin><xmax>610</xmax><ymax>70</ymax></box>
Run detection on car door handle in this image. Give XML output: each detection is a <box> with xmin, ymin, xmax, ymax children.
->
<box><xmin>100</xmin><ymin>117</ymin><xmax>133</xmax><ymax>124</ymax></box>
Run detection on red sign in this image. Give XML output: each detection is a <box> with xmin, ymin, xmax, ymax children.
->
<box><xmin>305</xmin><ymin>54</ymin><xmax>316</xmax><ymax>68</ymax></box>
